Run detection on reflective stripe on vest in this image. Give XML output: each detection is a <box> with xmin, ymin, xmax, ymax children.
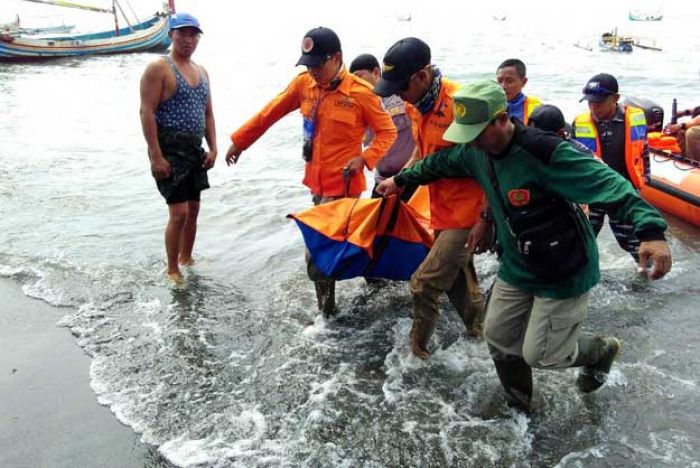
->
<box><xmin>626</xmin><ymin>107</ymin><xmax>646</xmax><ymax>188</ymax></box>
<box><xmin>573</xmin><ymin>107</ymin><xmax>647</xmax><ymax>188</ymax></box>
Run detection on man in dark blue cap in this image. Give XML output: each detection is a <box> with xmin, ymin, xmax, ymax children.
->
<box><xmin>572</xmin><ymin>73</ymin><xmax>650</xmax><ymax>268</ymax></box>
<box><xmin>373</xmin><ymin>37</ymin><xmax>489</xmax><ymax>358</ymax></box>
<box><xmin>224</xmin><ymin>27</ymin><xmax>396</xmax><ymax>316</ymax></box>
<box><xmin>139</xmin><ymin>12</ymin><xmax>217</xmax><ymax>284</ymax></box>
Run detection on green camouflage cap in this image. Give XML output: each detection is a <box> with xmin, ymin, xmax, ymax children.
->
<box><xmin>443</xmin><ymin>80</ymin><xmax>507</xmax><ymax>143</ymax></box>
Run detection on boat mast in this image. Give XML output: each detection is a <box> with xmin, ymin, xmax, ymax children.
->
<box><xmin>112</xmin><ymin>0</ymin><xmax>119</xmax><ymax>36</ymax></box>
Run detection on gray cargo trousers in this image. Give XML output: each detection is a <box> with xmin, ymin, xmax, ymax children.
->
<box><xmin>484</xmin><ymin>278</ymin><xmax>589</xmax><ymax>368</ymax></box>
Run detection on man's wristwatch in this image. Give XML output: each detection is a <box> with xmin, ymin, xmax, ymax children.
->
<box><xmin>680</xmin><ymin>122</ymin><xmax>687</xmax><ymax>131</ymax></box>
<box><xmin>480</xmin><ymin>210</ymin><xmax>494</xmax><ymax>223</ymax></box>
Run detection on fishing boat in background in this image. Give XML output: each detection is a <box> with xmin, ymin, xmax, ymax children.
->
<box><xmin>0</xmin><ymin>0</ymin><xmax>173</xmax><ymax>61</ymax></box>
<box><xmin>599</xmin><ymin>29</ymin><xmax>634</xmax><ymax>52</ymax></box>
<box><xmin>629</xmin><ymin>9</ymin><xmax>663</xmax><ymax>21</ymax></box>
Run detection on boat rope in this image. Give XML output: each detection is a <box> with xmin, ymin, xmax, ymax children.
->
<box><xmin>113</xmin><ymin>0</ymin><xmax>134</xmax><ymax>32</ymax></box>
<box><xmin>123</xmin><ymin>0</ymin><xmax>140</xmax><ymax>23</ymax></box>
<box><xmin>651</xmin><ymin>149</ymin><xmax>700</xmax><ymax>171</ymax></box>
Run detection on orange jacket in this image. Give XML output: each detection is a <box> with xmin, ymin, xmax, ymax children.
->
<box><xmin>406</xmin><ymin>78</ymin><xmax>484</xmax><ymax>230</ymax></box>
<box><xmin>231</xmin><ymin>68</ymin><xmax>397</xmax><ymax>197</ymax></box>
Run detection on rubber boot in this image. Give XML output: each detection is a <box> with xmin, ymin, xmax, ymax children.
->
<box><xmin>308</xmin><ymin>260</ymin><xmax>337</xmax><ymax>317</ymax></box>
<box><xmin>572</xmin><ymin>335</ymin><xmax>621</xmax><ymax>393</ymax></box>
<box><xmin>446</xmin><ymin>268</ymin><xmax>485</xmax><ymax>338</ymax></box>
<box><xmin>493</xmin><ymin>357</ymin><xmax>533</xmax><ymax>412</ymax></box>
<box><xmin>409</xmin><ymin>317</ymin><xmax>437</xmax><ymax>360</ymax></box>
<box><xmin>460</xmin><ymin>303</ymin><xmax>485</xmax><ymax>339</ymax></box>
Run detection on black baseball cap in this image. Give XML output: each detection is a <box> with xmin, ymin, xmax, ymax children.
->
<box><xmin>373</xmin><ymin>37</ymin><xmax>430</xmax><ymax>97</ymax></box>
<box><xmin>296</xmin><ymin>27</ymin><xmax>341</xmax><ymax>67</ymax></box>
<box><xmin>580</xmin><ymin>73</ymin><xmax>619</xmax><ymax>103</ymax></box>
<box><xmin>349</xmin><ymin>54</ymin><xmax>380</xmax><ymax>73</ymax></box>
<box><xmin>528</xmin><ymin>104</ymin><xmax>566</xmax><ymax>132</ymax></box>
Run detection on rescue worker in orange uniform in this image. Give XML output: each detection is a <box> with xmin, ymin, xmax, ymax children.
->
<box><xmin>496</xmin><ymin>58</ymin><xmax>541</xmax><ymax>126</ymax></box>
<box><xmin>373</xmin><ymin>37</ymin><xmax>489</xmax><ymax>359</ymax></box>
<box><xmin>573</xmin><ymin>73</ymin><xmax>649</xmax><ymax>265</ymax></box>
<box><xmin>225</xmin><ymin>27</ymin><xmax>396</xmax><ymax>316</ymax></box>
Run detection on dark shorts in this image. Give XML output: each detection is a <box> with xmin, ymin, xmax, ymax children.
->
<box><xmin>165</xmin><ymin>170</ymin><xmax>202</xmax><ymax>205</ymax></box>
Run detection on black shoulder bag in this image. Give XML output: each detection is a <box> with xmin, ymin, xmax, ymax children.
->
<box><xmin>486</xmin><ymin>159</ymin><xmax>589</xmax><ymax>280</ymax></box>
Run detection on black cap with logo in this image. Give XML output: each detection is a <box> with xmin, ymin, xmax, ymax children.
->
<box><xmin>373</xmin><ymin>37</ymin><xmax>430</xmax><ymax>97</ymax></box>
<box><xmin>580</xmin><ymin>73</ymin><xmax>619</xmax><ymax>103</ymax></box>
<box><xmin>296</xmin><ymin>27</ymin><xmax>341</xmax><ymax>67</ymax></box>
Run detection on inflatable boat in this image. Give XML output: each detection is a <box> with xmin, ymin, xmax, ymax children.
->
<box><xmin>641</xmin><ymin>148</ymin><xmax>700</xmax><ymax>226</ymax></box>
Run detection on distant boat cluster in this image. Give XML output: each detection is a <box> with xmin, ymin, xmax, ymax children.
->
<box><xmin>573</xmin><ymin>10</ymin><xmax>665</xmax><ymax>56</ymax></box>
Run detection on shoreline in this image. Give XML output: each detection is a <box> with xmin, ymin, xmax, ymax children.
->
<box><xmin>0</xmin><ymin>278</ymin><xmax>174</xmax><ymax>468</ymax></box>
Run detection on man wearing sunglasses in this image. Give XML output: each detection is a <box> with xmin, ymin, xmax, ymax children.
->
<box><xmin>376</xmin><ymin>80</ymin><xmax>671</xmax><ymax>411</ymax></box>
<box><xmin>225</xmin><ymin>27</ymin><xmax>396</xmax><ymax>316</ymax></box>
<box><xmin>373</xmin><ymin>37</ymin><xmax>488</xmax><ymax>359</ymax></box>
<box><xmin>572</xmin><ymin>73</ymin><xmax>650</xmax><ymax>268</ymax></box>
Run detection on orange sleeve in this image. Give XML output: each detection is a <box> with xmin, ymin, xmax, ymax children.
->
<box><xmin>356</xmin><ymin>90</ymin><xmax>397</xmax><ymax>170</ymax></box>
<box><xmin>230</xmin><ymin>74</ymin><xmax>304</xmax><ymax>150</ymax></box>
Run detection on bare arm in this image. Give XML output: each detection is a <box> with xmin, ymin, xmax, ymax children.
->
<box><xmin>201</xmin><ymin>66</ymin><xmax>217</xmax><ymax>169</ymax></box>
<box><xmin>139</xmin><ymin>60</ymin><xmax>170</xmax><ymax>180</ymax></box>
<box><xmin>664</xmin><ymin>114</ymin><xmax>700</xmax><ymax>134</ymax></box>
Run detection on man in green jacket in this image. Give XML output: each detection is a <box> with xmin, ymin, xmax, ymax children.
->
<box><xmin>376</xmin><ymin>80</ymin><xmax>672</xmax><ymax>411</ymax></box>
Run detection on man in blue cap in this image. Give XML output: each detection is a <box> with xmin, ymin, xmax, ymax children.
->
<box><xmin>139</xmin><ymin>12</ymin><xmax>217</xmax><ymax>284</ymax></box>
<box><xmin>377</xmin><ymin>80</ymin><xmax>671</xmax><ymax>411</ymax></box>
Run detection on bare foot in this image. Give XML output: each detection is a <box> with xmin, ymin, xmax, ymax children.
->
<box><xmin>166</xmin><ymin>271</ymin><xmax>185</xmax><ymax>284</ymax></box>
<box><xmin>180</xmin><ymin>258</ymin><xmax>195</xmax><ymax>266</ymax></box>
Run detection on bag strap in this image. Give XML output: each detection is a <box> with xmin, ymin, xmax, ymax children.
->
<box><xmin>363</xmin><ymin>197</ymin><xmax>402</xmax><ymax>277</ymax></box>
<box><xmin>342</xmin><ymin>167</ymin><xmax>351</xmax><ymax>198</ymax></box>
<box><xmin>486</xmin><ymin>158</ymin><xmax>587</xmax><ymax>240</ymax></box>
<box><xmin>485</xmin><ymin>158</ymin><xmax>515</xmax><ymax>237</ymax></box>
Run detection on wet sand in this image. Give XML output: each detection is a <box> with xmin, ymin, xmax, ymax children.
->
<box><xmin>0</xmin><ymin>278</ymin><xmax>173</xmax><ymax>468</ymax></box>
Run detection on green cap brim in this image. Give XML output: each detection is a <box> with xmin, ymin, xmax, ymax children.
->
<box><xmin>443</xmin><ymin>120</ymin><xmax>489</xmax><ymax>144</ymax></box>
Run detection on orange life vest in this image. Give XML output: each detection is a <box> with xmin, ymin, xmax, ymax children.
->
<box><xmin>573</xmin><ymin>106</ymin><xmax>647</xmax><ymax>188</ymax></box>
<box><xmin>521</xmin><ymin>95</ymin><xmax>541</xmax><ymax>126</ymax></box>
<box><xmin>648</xmin><ymin>131</ymin><xmax>682</xmax><ymax>154</ymax></box>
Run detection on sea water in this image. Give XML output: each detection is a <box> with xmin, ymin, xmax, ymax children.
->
<box><xmin>1</xmin><ymin>0</ymin><xmax>700</xmax><ymax>466</ymax></box>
